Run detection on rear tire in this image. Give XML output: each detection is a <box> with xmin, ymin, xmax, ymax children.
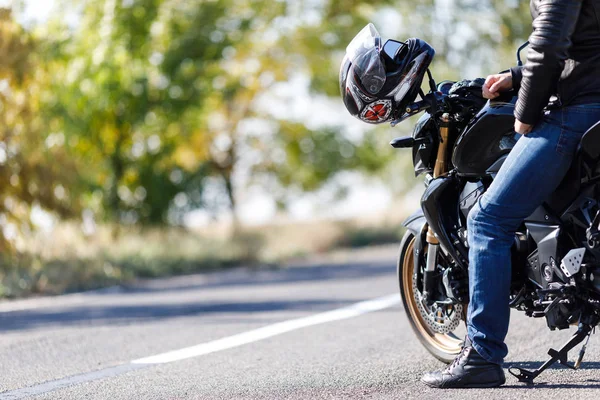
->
<box><xmin>397</xmin><ymin>231</ymin><xmax>465</xmax><ymax>363</ymax></box>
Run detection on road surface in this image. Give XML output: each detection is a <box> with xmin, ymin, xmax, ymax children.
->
<box><xmin>1</xmin><ymin>245</ymin><xmax>600</xmax><ymax>399</ymax></box>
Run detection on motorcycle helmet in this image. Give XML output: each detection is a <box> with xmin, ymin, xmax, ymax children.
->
<box><xmin>340</xmin><ymin>23</ymin><xmax>435</xmax><ymax>124</ymax></box>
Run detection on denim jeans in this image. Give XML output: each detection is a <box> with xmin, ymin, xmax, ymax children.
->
<box><xmin>466</xmin><ymin>103</ymin><xmax>600</xmax><ymax>364</ymax></box>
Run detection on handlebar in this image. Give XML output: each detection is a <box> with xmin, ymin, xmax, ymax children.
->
<box><xmin>390</xmin><ymin>92</ymin><xmax>444</xmax><ymax>127</ymax></box>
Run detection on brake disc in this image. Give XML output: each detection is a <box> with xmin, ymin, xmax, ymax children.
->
<box><xmin>412</xmin><ymin>272</ymin><xmax>463</xmax><ymax>334</ymax></box>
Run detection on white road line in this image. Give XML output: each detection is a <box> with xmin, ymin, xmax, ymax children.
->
<box><xmin>132</xmin><ymin>293</ymin><xmax>401</xmax><ymax>364</ymax></box>
<box><xmin>0</xmin><ymin>365</ymin><xmax>147</xmax><ymax>400</ymax></box>
<box><xmin>0</xmin><ymin>293</ymin><xmax>400</xmax><ymax>399</ymax></box>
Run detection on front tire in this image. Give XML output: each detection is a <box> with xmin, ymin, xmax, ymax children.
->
<box><xmin>398</xmin><ymin>231</ymin><xmax>465</xmax><ymax>363</ymax></box>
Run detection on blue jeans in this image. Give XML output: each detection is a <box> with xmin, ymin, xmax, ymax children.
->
<box><xmin>466</xmin><ymin>104</ymin><xmax>600</xmax><ymax>364</ymax></box>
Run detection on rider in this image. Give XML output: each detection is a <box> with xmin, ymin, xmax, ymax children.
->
<box><xmin>340</xmin><ymin>1</ymin><xmax>600</xmax><ymax>389</ymax></box>
<box><xmin>422</xmin><ymin>0</ymin><xmax>600</xmax><ymax>388</ymax></box>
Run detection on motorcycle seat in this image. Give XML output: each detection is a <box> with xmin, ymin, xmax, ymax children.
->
<box><xmin>581</xmin><ymin>120</ymin><xmax>600</xmax><ymax>161</ymax></box>
<box><xmin>546</xmin><ymin>120</ymin><xmax>600</xmax><ymax>214</ymax></box>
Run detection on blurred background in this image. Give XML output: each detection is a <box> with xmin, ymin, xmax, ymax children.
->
<box><xmin>0</xmin><ymin>0</ymin><xmax>529</xmax><ymax>297</ymax></box>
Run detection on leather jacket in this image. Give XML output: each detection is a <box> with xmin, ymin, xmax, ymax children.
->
<box><xmin>510</xmin><ymin>0</ymin><xmax>600</xmax><ymax>125</ymax></box>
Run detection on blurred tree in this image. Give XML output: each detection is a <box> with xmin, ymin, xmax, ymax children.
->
<box><xmin>245</xmin><ymin>0</ymin><xmax>410</xmax><ymax>207</ymax></box>
<box><xmin>213</xmin><ymin>0</ymin><xmax>400</xmax><ymax>213</ymax></box>
<box><xmin>45</xmin><ymin>0</ymin><xmax>389</xmax><ymax>225</ymax></box>
<box><xmin>251</xmin><ymin>121</ymin><xmax>393</xmax><ymax>204</ymax></box>
<box><xmin>165</xmin><ymin>0</ymin><xmax>291</xmax><ymax>223</ymax></box>
<box><xmin>40</xmin><ymin>0</ymin><xmax>531</xmax><ymax>226</ymax></box>
<box><xmin>0</xmin><ymin>8</ymin><xmax>78</xmax><ymax>250</ymax></box>
<box><xmin>44</xmin><ymin>0</ymin><xmax>241</xmax><ymax>224</ymax></box>
<box><xmin>44</xmin><ymin>0</ymin><xmax>289</xmax><ymax>225</ymax></box>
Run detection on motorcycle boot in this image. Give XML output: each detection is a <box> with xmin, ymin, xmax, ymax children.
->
<box><xmin>421</xmin><ymin>336</ymin><xmax>505</xmax><ymax>388</ymax></box>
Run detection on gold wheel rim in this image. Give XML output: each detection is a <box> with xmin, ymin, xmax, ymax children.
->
<box><xmin>402</xmin><ymin>237</ymin><xmax>463</xmax><ymax>354</ymax></box>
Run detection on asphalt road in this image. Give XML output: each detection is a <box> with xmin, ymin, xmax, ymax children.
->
<box><xmin>2</xmin><ymin>245</ymin><xmax>600</xmax><ymax>399</ymax></box>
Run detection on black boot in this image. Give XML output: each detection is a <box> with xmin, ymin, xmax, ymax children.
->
<box><xmin>421</xmin><ymin>337</ymin><xmax>505</xmax><ymax>388</ymax></box>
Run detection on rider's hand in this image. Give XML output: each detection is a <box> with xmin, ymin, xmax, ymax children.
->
<box><xmin>482</xmin><ymin>73</ymin><xmax>513</xmax><ymax>99</ymax></box>
<box><xmin>515</xmin><ymin>119</ymin><xmax>533</xmax><ymax>135</ymax></box>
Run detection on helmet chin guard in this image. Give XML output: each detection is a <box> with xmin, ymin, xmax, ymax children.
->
<box><xmin>360</xmin><ymin>100</ymin><xmax>393</xmax><ymax>123</ymax></box>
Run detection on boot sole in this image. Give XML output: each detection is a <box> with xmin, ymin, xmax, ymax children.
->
<box><xmin>421</xmin><ymin>378</ymin><xmax>506</xmax><ymax>389</ymax></box>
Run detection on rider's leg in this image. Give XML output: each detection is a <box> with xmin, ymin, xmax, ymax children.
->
<box><xmin>467</xmin><ymin>105</ymin><xmax>600</xmax><ymax>365</ymax></box>
<box><xmin>422</xmin><ymin>105</ymin><xmax>600</xmax><ymax>388</ymax></box>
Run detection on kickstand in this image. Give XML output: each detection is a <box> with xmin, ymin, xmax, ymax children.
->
<box><xmin>508</xmin><ymin>323</ymin><xmax>593</xmax><ymax>384</ymax></box>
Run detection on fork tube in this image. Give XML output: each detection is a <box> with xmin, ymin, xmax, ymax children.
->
<box><xmin>422</xmin><ymin>114</ymin><xmax>451</xmax><ymax>301</ymax></box>
<box><xmin>422</xmin><ymin>243</ymin><xmax>439</xmax><ymax>303</ymax></box>
<box><xmin>426</xmin><ymin>244</ymin><xmax>439</xmax><ymax>272</ymax></box>
<box><xmin>426</xmin><ymin>113</ymin><xmax>451</xmax><ymax>247</ymax></box>
<box><xmin>433</xmin><ymin>113</ymin><xmax>451</xmax><ymax>179</ymax></box>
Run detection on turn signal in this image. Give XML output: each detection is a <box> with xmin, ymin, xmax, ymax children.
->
<box><xmin>390</xmin><ymin>136</ymin><xmax>415</xmax><ymax>148</ymax></box>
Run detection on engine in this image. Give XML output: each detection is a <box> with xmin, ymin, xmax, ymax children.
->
<box><xmin>457</xmin><ymin>180</ymin><xmax>600</xmax><ymax>331</ymax></box>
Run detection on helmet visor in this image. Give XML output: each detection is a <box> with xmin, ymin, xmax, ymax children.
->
<box><xmin>345</xmin><ymin>23</ymin><xmax>386</xmax><ymax>95</ymax></box>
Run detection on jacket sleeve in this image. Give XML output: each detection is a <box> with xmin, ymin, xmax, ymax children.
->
<box><xmin>515</xmin><ymin>0</ymin><xmax>583</xmax><ymax>125</ymax></box>
<box><xmin>510</xmin><ymin>66</ymin><xmax>523</xmax><ymax>91</ymax></box>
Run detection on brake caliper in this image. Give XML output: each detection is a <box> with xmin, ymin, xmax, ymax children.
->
<box><xmin>442</xmin><ymin>267</ymin><xmax>468</xmax><ymax>303</ymax></box>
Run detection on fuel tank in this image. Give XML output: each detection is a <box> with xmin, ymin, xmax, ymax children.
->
<box><xmin>452</xmin><ymin>96</ymin><xmax>519</xmax><ymax>177</ymax></box>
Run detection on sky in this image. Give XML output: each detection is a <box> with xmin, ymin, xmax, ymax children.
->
<box><xmin>6</xmin><ymin>0</ymin><xmax>54</xmax><ymax>24</ymax></box>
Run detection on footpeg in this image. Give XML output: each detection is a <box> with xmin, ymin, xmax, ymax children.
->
<box><xmin>559</xmin><ymin>248</ymin><xmax>585</xmax><ymax>278</ymax></box>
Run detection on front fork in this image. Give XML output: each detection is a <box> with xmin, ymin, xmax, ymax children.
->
<box><xmin>422</xmin><ymin>230</ymin><xmax>440</xmax><ymax>304</ymax></box>
<box><xmin>422</xmin><ymin>113</ymin><xmax>449</xmax><ymax>304</ymax></box>
<box><xmin>420</xmin><ymin>113</ymin><xmax>469</xmax><ymax>304</ymax></box>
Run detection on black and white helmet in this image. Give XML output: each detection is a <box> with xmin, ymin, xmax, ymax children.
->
<box><xmin>340</xmin><ymin>23</ymin><xmax>435</xmax><ymax>124</ymax></box>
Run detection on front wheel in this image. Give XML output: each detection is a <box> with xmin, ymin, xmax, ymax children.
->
<box><xmin>397</xmin><ymin>231</ymin><xmax>466</xmax><ymax>363</ymax></box>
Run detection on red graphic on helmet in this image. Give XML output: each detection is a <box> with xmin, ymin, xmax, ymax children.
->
<box><xmin>360</xmin><ymin>100</ymin><xmax>392</xmax><ymax>123</ymax></box>
<box><xmin>365</xmin><ymin>104</ymin><xmax>387</xmax><ymax>121</ymax></box>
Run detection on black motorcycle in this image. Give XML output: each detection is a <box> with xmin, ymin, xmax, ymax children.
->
<box><xmin>395</xmin><ymin>43</ymin><xmax>600</xmax><ymax>384</ymax></box>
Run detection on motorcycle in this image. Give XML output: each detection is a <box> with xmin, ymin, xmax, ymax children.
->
<box><xmin>395</xmin><ymin>42</ymin><xmax>600</xmax><ymax>384</ymax></box>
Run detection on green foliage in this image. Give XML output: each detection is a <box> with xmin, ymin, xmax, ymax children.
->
<box><xmin>253</xmin><ymin>121</ymin><xmax>392</xmax><ymax>194</ymax></box>
<box><xmin>0</xmin><ymin>1</ymin><xmax>534</xmax><ymax>281</ymax></box>
<box><xmin>44</xmin><ymin>0</ymin><xmax>225</xmax><ymax>224</ymax></box>
<box><xmin>287</xmin><ymin>1</ymin><xmax>396</xmax><ymax>96</ymax></box>
<box><xmin>44</xmin><ymin>0</ymin><xmax>301</xmax><ymax>223</ymax></box>
<box><xmin>0</xmin><ymin>9</ymin><xmax>79</xmax><ymax>249</ymax></box>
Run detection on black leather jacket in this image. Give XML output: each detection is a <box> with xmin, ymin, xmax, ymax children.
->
<box><xmin>510</xmin><ymin>0</ymin><xmax>600</xmax><ymax>125</ymax></box>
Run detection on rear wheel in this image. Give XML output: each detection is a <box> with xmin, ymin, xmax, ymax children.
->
<box><xmin>398</xmin><ymin>231</ymin><xmax>466</xmax><ymax>363</ymax></box>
